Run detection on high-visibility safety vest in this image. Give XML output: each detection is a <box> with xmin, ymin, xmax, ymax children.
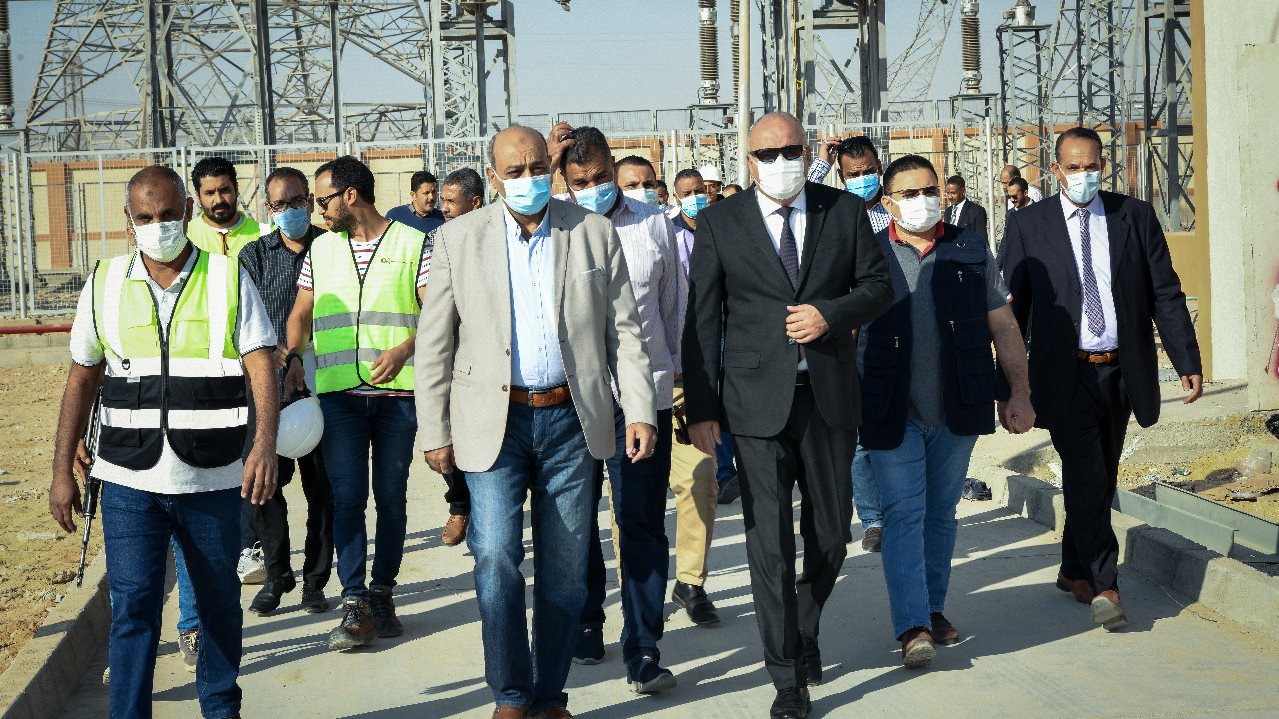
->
<box><xmin>91</xmin><ymin>249</ymin><xmax>247</xmax><ymax>470</ymax></box>
<box><xmin>188</xmin><ymin>212</ymin><xmax>262</xmax><ymax>257</ymax></box>
<box><xmin>310</xmin><ymin>221</ymin><xmax>425</xmax><ymax>394</ymax></box>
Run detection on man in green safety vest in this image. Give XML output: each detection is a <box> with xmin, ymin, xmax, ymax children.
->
<box><xmin>284</xmin><ymin>155</ymin><xmax>432</xmax><ymax>653</ymax></box>
<box><xmin>50</xmin><ymin>165</ymin><xmax>280</xmax><ymax>718</ymax></box>
<box><xmin>188</xmin><ymin>156</ymin><xmax>262</xmax><ymax>257</ymax></box>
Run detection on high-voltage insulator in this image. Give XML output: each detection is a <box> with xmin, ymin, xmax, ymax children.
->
<box><xmin>961</xmin><ymin>0</ymin><xmax>983</xmax><ymax>93</ymax></box>
<box><xmin>698</xmin><ymin>0</ymin><xmax>720</xmax><ymax>104</ymax></box>
<box><xmin>0</xmin><ymin>0</ymin><xmax>13</xmax><ymax>129</ymax></box>
<box><xmin>730</xmin><ymin>0</ymin><xmax>740</xmax><ymax>102</ymax></box>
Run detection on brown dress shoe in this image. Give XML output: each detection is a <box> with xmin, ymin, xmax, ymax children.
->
<box><xmin>1090</xmin><ymin>589</ymin><xmax>1128</xmax><ymax>631</ymax></box>
<box><xmin>533</xmin><ymin>708</ymin><xmax>573</xmax><ymax>719</ymax></box>
<box><xmin>929</xmin><ymin>612</ymin><xmax>960</xmax><ymax>645</ymax></box>
<box><xmin>1056</xmin><ymin>571</ymin><xmax>1095</xmax><ymax>604</ymax></box>
<box><xmin>442</xmin><ymin>514</ymin><xmax>470</xmax><ymax>546</ymax></box>
<box><xmin>491</xmin><ymin>708</ymin><xmax>526</xmax><ymax>719</ymax></box>
<box><xmin>899</xmin><ymin>627</ymin><xmax>936</xmax><ymax>668</ymax></box>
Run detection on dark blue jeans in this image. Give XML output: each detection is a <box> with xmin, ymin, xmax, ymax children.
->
<box><xmin>319</xmin><ymin>393</ymin><xmax>416</xmax><ymax>597</ymax></box>
<box><xmin>466</xmin><ymin>402</ymin><xmax>596</xmax><ymax>714</ymax></box>
<box><xmin>582</xmin><ymin>406</ymin><xmax>673</xmax><ymax>665</ymax></box>
<box><xmin>101</xmin><ymin>482</ymin><xmax>242</xmax><ymax>719</ymax></box>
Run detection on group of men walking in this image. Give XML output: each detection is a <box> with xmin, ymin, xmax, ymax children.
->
<box><xmin>50</xmin><ymin>111</ymin><xmax>1201</xmax><ymax>719</ymax></box>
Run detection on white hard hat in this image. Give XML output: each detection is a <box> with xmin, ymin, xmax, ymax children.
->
<box><xmin>698</xmin><ymin>164</ymin><xmax>723</xmax><ymax>183</ymax></box>
<box><xmin>277</xmin><ymin>395</ymin><xmax>324</xmax><ymax>459</ymax></box>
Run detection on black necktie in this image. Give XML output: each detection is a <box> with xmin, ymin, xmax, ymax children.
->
<box><xmin>777</xmin><ymin>206</ymin><xmax>799</xmax><ymax>288</ymax></box>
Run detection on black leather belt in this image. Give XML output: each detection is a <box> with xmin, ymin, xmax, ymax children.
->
<box><xmin>795</xmin><ymin>372</ymin><xmax>810</xmax><ymax>386</ymax></box>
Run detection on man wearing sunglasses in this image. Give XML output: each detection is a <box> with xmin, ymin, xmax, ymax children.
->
<box><xmin>683</xmin><ymin>112</ymin><xmax>893</xmax><ymax>719</ymax></box>
<box><xmin>284</xmin><ymin>156</ymin><xmax>432</xmax><ymax>652</ymax></box>
<box><xmin>858</xmin><ymin>154</ymin><xmax>1033</xmax><ymax>669</ymax></box>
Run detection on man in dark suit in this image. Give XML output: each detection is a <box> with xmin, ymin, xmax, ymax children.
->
<box><xmin>683</xmin><ymin>112</ymin><xmax>893</xmax><ymax>719</ymax></box>
<box><xmin>944</xmin><ymin>174</ymin><xmax>988</xmax><ymax>237</ymax></box>
<box><xmin>1001</xmin><ymin>126</ymin><xmax>1203</xmax><ymax>632</ymax></box>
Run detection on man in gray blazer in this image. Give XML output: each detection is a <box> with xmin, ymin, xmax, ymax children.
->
<box><xmin>416</xmin><ymin>124</ymin><xmax>658</xmax><ymax>719</ymax></box>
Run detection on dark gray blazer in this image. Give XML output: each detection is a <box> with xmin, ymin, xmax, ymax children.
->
<box><xmin>947</xmin><ymin>200</ymin><xmax>988</xmax><ymax>237</ymax></box>
<box><xmin>681</xmin><ymin>183</ymin><xmax>893</xmax><ymax>437</ymax></box>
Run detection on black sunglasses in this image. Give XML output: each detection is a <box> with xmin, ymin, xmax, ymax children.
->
<box><xmin>315</xmin><ymin>190</ymin><xmax>342</xmax><ymax>210</ymax></box>
<box><xmin>750</xmin><ymin>144</ymin><xmax>806</xmax><ymax>163</ymax></box>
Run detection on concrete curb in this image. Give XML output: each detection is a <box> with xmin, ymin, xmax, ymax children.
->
<box><xmin>0</xmin><ymin>553</ymin><xmax>110</xmax><ymax>719</ymax></box>
<box><xmin>979</xmin><ymin>468</ymin><xmax>1279</xmax><ymax>645</ymax></box>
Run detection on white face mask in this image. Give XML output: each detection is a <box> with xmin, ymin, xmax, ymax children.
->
<box><xmin>623</xmin><ymin>188</ymin><xmax>662</xmax><ymax>207</ymax></box>
<box><xmin>754</xmin><ymin>156</ymin><xmax>807</xmax><ymax>201</ymax></box>
<box><xmin>131</xmin><ymin>217</ymin><xmax>188</xmax><ymax>262</ymax></box>
<box><xmin>891</xmin><ymin>195</ymin><xmax>942</xmax><ymax>233</ymax></box>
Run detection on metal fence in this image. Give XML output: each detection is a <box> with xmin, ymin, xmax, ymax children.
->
<box><xmin>0</xmin><ymin>120</ymin><xmax>1001</xmax><ymax>317</ymax></box>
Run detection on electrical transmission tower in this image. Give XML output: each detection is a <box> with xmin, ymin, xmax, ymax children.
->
<box><xmin>886</xmin><ymin>0</ymin><xmax>958</xmax><ymax>121</ymax></box>
<box><xmin>1047</xmin><ymin>0</ymin><xmax>1138</xmax><ymax>192</ymax></box>
<box><xmin>756</xmin><ymin>0</ymin><xmax>888</xmax><ymax>128</ymax></box>
<box><xmin>1142</xmin><ymin>0</ymin><xmax>1193</xmax><ymax>230</ymax></box>
<box><xmin>23</xmin><ymin>0</ymin><xmax>546</xmax><ymax>152</ymax></box>
<box><xmin>997</xmin><ymin>0</ymin><xmax>1053</xmax><ymax>193</ymax></box>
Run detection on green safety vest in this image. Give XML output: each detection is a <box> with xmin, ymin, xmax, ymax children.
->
<box><xmin>310</xmin><ymin>221</ymin><xmax>425</xmax><ymax>394</ymax></box>
<box><xmin>188</xmin><ymin>212</ymin><xmax>262</xmax><ymax>257</ymax></box>
<box><xmin>91</xmin><ymin>248</ymin><xmax>247</xmax><ymax>470</ymax></box>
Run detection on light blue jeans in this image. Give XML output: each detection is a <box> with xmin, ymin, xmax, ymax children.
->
<box><xmin>466</xmin><ymin>402</ymin><xmax>596</xmax><ymax>714</ymax></box>
<box><xmin>867</xmin><ymin>421</ymin><xmax>978</xmax><ymax>638</ymax></box>
<box><xmin>851</xmin><ymin>444</ymin><xmax>883</xmax><ymax>529</ymax></box>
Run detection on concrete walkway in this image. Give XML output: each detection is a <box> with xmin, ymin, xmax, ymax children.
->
<box><xmin>56</xmin><ymin>433</ymin><xmax>1279</xmax><ymax>719</ymax></box>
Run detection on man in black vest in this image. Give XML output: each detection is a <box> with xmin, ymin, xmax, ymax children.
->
<box><xmin>857</xmin><ymin>155</ymin><xmax>1033</xmax><ymax>669</ymax></box>
<box><xmin>683</xmin><ymin>112</ymin><xmax>893</xmax><ymax>719</ymax></box>
<box><xmin>1002</xmin><ymin>126</ymin><xmax>1202</xmax><ymax>630</ymax></box>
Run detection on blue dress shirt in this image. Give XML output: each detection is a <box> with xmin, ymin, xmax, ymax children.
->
<box><xmin>503</xmin><ymin>207</ymin><xmax>567</xmax><ymax>390</ymax></box>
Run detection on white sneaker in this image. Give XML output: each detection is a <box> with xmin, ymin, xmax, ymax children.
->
<box><xmin>236</xmin><ymin>543</ymin><xmax>267</xmax><ymax>584</ymax></box>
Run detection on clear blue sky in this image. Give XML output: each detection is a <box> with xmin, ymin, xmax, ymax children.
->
<box><xmin>9</xmin><ymin>0</ymin><xmax>1017</xmax><ymax>125</ymax></box>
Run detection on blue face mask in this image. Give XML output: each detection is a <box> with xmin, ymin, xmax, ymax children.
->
<box><xmin>844</xmin><ymin>174</ymin><xmax>880</xmax><ymax>201</ymax></box>
<box><xmin>272</xmin><ymin>206</ymin><xmax>311</xmax><ymax>239</ymax></box>
<box><xmin>1061</xmin><ymin>169</ymin><xmax>1101</xmax><ymax>205</ymax></box>
<box><xmin>573</xmin><ymin>181</ymin><xmax>618</xmax><ymax>214</ymax></box>
<box><xmin>501</xmin><ymin>174</ymin><xmax>553</xmax><ymax>216</ymax></box>
<box><xmin>681</xmin><ymin>193</ymin><xmax>709</xmax><ymax>219</ymax></box>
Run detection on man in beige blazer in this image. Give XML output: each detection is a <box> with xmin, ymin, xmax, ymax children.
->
<box><xmin>415</xmin><ymin>124</ymin><xmax>657</xmax><ymax>719</ymax></box>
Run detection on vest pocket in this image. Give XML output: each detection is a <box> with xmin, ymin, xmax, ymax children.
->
<box><xmin>859</xmin><ymin>338</ymin><xmax>898</xmax><ymax>421</ymax></box>
<box><xmin>98</xmin><ymin>426</ymin><xmax>163</xmax><ymax>469</ymax></box>
<box><xmin>950</xmin><ymin>317</ymin><xmax>996</xmax><ymax>404</ymax></box>
<box><xmin>171</xmin><ymin>426</ymin><xmax>249</xmax><ymax>468</ymax></box>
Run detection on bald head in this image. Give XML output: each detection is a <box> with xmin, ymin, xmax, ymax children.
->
<box><xmin>125</xmin><ymin>165</ymin><xmax>192</xmax><ymax>226</ymax></box>
<box><xmin>749</xmin><ymin>112</ymin><xmax>806</xmax><ymax>152</ymax></box>
<box><xmin>998</xmin><ymin>164</ymin><xmax>1023</xmax><ymax>187</ymax></box>
<box><xmin>487</xmin><ymin>125</ymin><xmax>549</xmax><ymax>174</ymax></box>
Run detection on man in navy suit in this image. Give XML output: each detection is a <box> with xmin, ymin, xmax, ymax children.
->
<box><xmin>1001</xmin><ymin>126</ymin><xmax>1202</xmax><ymax>631</ymax></box>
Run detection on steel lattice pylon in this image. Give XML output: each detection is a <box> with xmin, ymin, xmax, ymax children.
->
<box><xmin>1142</xmin><ymin>0</ymin><xmax>1193</xmax><ymax>230</ymax></box>
<box><xmin>1047</xmin><ymin>0</ymin><xmax>1138</xmax><ymax>193</ymax></box>
<box><xmin>886</xmin><ymin>0</ymin><xmax>957</xmax><ymax>120</ymax></box>
<box><xmin>23</xmin><ymin>0</ymin><xmax>537</xmax><ymax>151</ymax></box>
<box><xmin>998</xmin><ymin>18</ymin><xmax>1053</xmax><ymax>195</ymax></box>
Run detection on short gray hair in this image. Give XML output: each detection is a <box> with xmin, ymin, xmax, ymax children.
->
<box><xmin>125</xmin><ymin>166</ymin><xmax>187</xmax><ymax>214</ymax></box>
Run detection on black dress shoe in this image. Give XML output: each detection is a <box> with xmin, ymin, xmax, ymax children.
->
<box><xmin>671</xmin><ymin>581</ymin><xmax>720</xmax><ymax>626</ymax></box>
<box><xmin>301</xmin><ymin>586</ymin><xmax>330</xmax><ymax>614</ymax></box>
<box><xmin>249</xmin><ymin>575</ymin><xmax>297</xmax><ymax>616</ymax></box>
<box><xmin>800</xmin><ymin>634</ymin><xmax>822</xmax><ymax>686</ymax></box>
<box><xmin>770</xmin><ymin>687</ymin><xmax>811</xmax><ymax>719</ymax></box>
<box><xmin>716</xmin><ymin>474</ymin><xmax>741</xmax><ymax>504</ymax></box>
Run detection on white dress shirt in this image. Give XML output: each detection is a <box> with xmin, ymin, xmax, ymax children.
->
<box><xmin>69</xmin><ymin>247</ymin><xmax>276</xmax><ymax>494</ymax></box>
<box><xmin>755</xmin><ymin>189</ymin><xmax>809</xmax><ymax>371</ymax></box>
<box><xmin>1060</xmin><ymin>192</ymin><xmax>1119</xmax><ymax>351</ymax></box>
<box><xmin>947</xmin><ymin>199</ymin><xmax>967</xmax><ymax>225</ymax></box>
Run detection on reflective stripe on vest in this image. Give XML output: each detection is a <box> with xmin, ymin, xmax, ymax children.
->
<box><xmin>310</xmin><ymin>222</ymin><xmax>425</xmax><ymax>394</ymax></box>
<box><xmin>90</xmin><ymin>250</ymin><xmax>247</xmax><ymax>470</ymax></box>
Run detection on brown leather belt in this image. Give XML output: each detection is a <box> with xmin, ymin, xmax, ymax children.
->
<box><xmin>1075</xmin><ymin>349</ymin><xmax>1120</xmax><ymax>364</ymax></box>
<box><xmin>510</xmin><ymin>385</ymin><xmax>572</xmax><ymax>407</ymax></box>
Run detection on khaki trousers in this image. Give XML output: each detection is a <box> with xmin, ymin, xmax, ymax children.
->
<box><xmin>669</xmin><ymin>435</ymin><xmax>719</xmax><ymax>586</ymax></box>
